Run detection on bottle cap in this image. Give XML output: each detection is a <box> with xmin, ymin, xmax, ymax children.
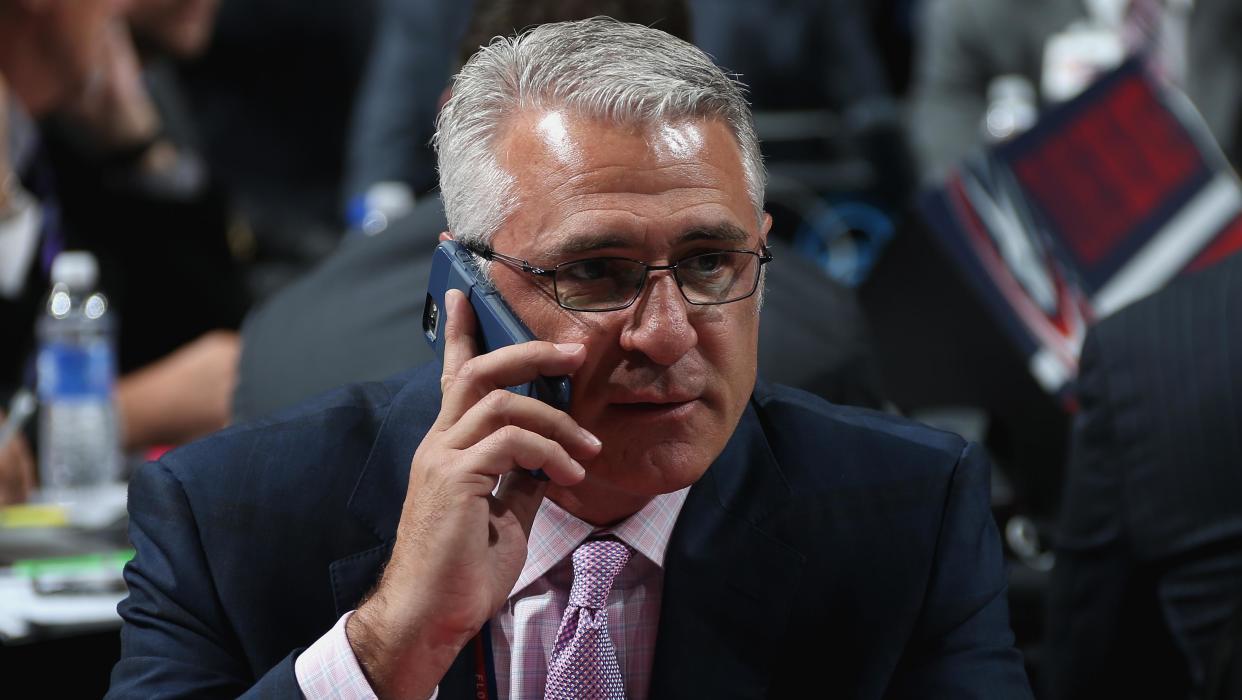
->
<box><xmin>50</xmin><ymin>251</ymin><xmax>99</xmax><ymax>291</ymax></box>
<box><xmin>346</xmin><ymin>182</ymin><xmax>415</xmax><ymax>237</ymax></box>
<box><xmin>987</xmin><ymin>75</ymin><xmax>1036</xmax><ymax>105</ymax></box>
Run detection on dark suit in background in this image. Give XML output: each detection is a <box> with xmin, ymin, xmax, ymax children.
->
<box><xmin>178</xmin><ymin>0</ymin><xmax>380</xmax><ymax>298</ymax></box>
<box><xmin>343</xmin><ymin>0</ymin><xmax>909</xmax><ymax>209</ymax></box>
<box><xmin>1046</xmin><ymin>253</ymin><xmax>1242</xmax><ymax>699</ymax></box>
<box><xmin>41</xmin><ymin>60</ymin><xmax>250</xmax><ymax>374</ymax></box>
<box><xmin>232</xmin><ymin>196</ymin><xmax>885</xmax><ymax>422</ymax></box>
<box><xmin>343</xmin><ymin>0</ymin><xmax>472</xmax><ymax>200</ymax></box>
<box><xmin>230</xmin><ymin>197</ymin><xmax>442</xmax><ymax>421</ymax></box>
<box><xmin>112</xmin><ymin>368</ymin><xmax>1031</xmax><ymax>698</ymax></box>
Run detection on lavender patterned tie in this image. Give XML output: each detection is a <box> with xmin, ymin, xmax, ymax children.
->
<box><xmin>544</xmin><ymin>538</ymin><xmax>633</xmax><ymax>700</ymax></box>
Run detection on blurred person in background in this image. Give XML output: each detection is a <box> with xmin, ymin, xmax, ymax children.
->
<box><xmin>0</xmin><ymin>0</ymin><xmax>132</xmax><ymax>502</ymax></box>
<box><xmin>177</xmin><ymin>0</ymin><xmax>380</xmax><ymax>299</ymax></box>
<box><xmin>889</xmin><ymin>0</ymin><xmax>1242</xmax><ymax>529</ymax></box>
<box><xmin>1045</xmin><ymin>251</ymin><xmax>1242</xmax><ymax>699</ymax></box>
<box><xmin>0</xmin><ymin>76</ymin><xmax>38</xmax><ymax>504</ymax></box>
<box><xmin>342</xmin><ymin>0</ymin><xmax>470</xmax><ymax>220</ymax></box>
<box><xmin>128</xmin><ymin>0</ymin><xmax>219</xmax><ymax>56</ymax></box>
<box><xmin>344</xmin><ymin>0</ymin><xmax>914</xmax><ymax>235</ymax></box>
<box><xmin>691</xmin><ymin>0</ymin><xmax>915</xmax><ymax>213</ymax></box>
<box><xmin>909</xmin><ymin>0</ymin><xmax>1242</xmax><ymax>180</ymax></box>
<box><xmin>0</xmin><ymin>0</ymin><xmax>242</xmax><ymax>504</ymax></box>
<box><xmin>42</xmin><ymin>0</ymin><xmax>249</xmax><ymax>382</ymax></box>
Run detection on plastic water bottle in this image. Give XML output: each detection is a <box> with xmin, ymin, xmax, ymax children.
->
<box><xmin>346</xmin><ymin>181</ymin><xmax>415</xmax><ymax>237</ymax></box>
<box><xmin>982</xmin><ymin>75</ymin><xmax>1038</xmax><ymax>144</ymax></box>
<box><xmin>36</xmin><ymin>251</ymin><xmax>121</xmax><ymax>502</ymax></box>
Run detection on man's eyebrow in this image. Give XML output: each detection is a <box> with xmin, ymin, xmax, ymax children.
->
<box><xmin>545</xmin><ymin>223</ymin><xmax>752</xmax><ymax>259</ymax></box>
<box><xmin>674</xmin><ymin>223</ymin><xmax>751</xmax><ymax>245</ymax></box>
<box><xmin>547</xmin><ymin>234</ymin><xmax>633</xmax><ymax>257</ymax></box>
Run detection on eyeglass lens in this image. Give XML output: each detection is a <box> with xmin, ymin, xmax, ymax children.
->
<box><xmin>554</xmin><ymin>251</ymin><xmax>760</xmax><ymax>310</ymax></box>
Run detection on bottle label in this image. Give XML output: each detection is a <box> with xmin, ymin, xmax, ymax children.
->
<box><xmin>37</xmin><ymin>341</ymin><xmax>116</xmax><ymax>399</ymax></box>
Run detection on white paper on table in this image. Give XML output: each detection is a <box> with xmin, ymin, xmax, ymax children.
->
<box><xmin>0</xmin><ymin>572</ymin><xmax>124</xmax><ymax>642</ymax></box>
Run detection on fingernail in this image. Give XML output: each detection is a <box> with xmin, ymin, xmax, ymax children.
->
<box><xmin>554</xmin><ymin>342</ymin><xmax>584</xmax><ymax>354</ymax></box>
<box><xmin>570</xmin><ymin>459</ymin><xmax>586</xmax><ymax>477</ymax></box>
<box><xmin>579</xmin><ymin>427</ymin><xmax>601</xmax><ymax>447</ymax></box>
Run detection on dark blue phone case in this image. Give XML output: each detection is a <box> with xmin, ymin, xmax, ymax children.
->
<box><xmin>423</xmin><ymin>241</ymin><xmax>572</xmax><ymax>479</ymax></box>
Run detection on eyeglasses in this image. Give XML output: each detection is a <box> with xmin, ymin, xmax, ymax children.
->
<box><xmin>465</xmin><ymin>243</ymin><xmax>774</xmax><ymax>312</ymax></box>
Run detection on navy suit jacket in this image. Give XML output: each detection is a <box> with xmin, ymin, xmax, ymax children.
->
<box><xmin>107</xmin><ymin>365</ymin><xmax>1031</xmax><ymax>698</ymax></box>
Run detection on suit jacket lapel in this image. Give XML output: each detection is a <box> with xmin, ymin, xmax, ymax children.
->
<box><xmin>649</xmin><ymin>400</ymin><xmax>807</xmax><ymax>698</ymax></box>
<box><xmin>327</xmin><ymin>367</ymin><xmax>440</xmax><ymax>613</ymax></box>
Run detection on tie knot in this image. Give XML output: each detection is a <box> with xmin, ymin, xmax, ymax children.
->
<box><xmin>568</xmin><ymin>538</ymin><xmax>632</xmax><ymax>609</ymax></box>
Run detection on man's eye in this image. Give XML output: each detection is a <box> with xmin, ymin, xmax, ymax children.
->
<box><xmin>682</xmin><ymin>253</ymin><xmax>727</xmax><ymax>275</ymax></box>
<box><xmin>563</xmin><ymin>260</ymin><xmax>611</xmax><ymax>281</ymax></box>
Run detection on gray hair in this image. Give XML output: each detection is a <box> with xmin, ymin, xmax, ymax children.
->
<box><xmin>432</xmin><ymin>17</ymin><xmax>766</xmax><ymax>250</ymax></box>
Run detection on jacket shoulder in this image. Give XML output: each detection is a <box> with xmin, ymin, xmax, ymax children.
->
<box><xmin>751</xmin><ymin>381</ymin><xmax>972</xmax><ymax>489</ymax></box>
<box><xmin>153</xmin><ymin>364</ymin><xmax>437</xmax><ymax>497</ymax></box>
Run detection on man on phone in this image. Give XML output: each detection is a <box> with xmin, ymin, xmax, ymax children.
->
<box><xmin>109</xmin><ymin>18</ymin><xmax>1032</xmax><ymax>699</ymax></box>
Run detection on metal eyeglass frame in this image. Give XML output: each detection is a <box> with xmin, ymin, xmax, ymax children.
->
<box><xmin>464</xmin><ymin>242</ymin><xmax>774</xmax><ymax>312</ymax></box>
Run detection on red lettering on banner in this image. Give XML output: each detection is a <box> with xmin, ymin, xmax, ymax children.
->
<box><xmin>1014</xmin><ymin>135</ymin><xmax>1109</xmax><ymax>256</ymax></box>
<box><xmin>1069</xmin><ymin>115</ymin><xmax>1136</xmax><ymax>251</ymax></box>
<box><xmin>1154</xmin><ymin>108</ymin><xmax>1197</xmax><ymax>185</ymax></box>
<box><xmin>1104</xmin><ymin>84</ymin><xmax>1165</xmax><ymax>213</ymax></box>
<box><xmin>1077</xmin><ymin>107</ymin><xmax>1145</xmax><ymax>224</ymax></box>
<box><xmin>1113</xmin><ymin>79</ymin><xmax>1196</xmax><ymax>194</ymax></box>
<box><xmin>1014</xmin><ymin>74</ymin><xmax>1203</xmax><ymax>268</ymax></box>
<box><xmin>1011</xmin><ymin>153</ymin><xmax>1060</xmax><ymax>238</ymax></box>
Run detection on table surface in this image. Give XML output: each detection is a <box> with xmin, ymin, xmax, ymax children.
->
<box><xmin>0</xmin><ymin>483</ymin><xmax>130</xmax><ymax>643</ymax></box>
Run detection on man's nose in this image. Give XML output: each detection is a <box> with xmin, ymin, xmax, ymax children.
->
<box><xmin>618</xmin><ymin>272</ymin><xmax>698</xmax><ymax>366</ymax></box>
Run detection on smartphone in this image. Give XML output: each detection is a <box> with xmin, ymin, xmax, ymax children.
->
<box><xmin>423</xmin><ymin>241</ymin><xmax>572</xmax><ymax>479</ymax></box>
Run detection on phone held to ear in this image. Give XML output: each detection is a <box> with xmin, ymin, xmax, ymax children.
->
<box><xmin>423</xmin><ymin>240</ymin><xmax>572</xmax><ymax>480</ymax></box>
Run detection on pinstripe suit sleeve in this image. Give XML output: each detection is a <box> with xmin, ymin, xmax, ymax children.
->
<box><xmin>1044</xmin><ymin>327</ymin><xmax>1134</xmax><ymax>700</ymax></box>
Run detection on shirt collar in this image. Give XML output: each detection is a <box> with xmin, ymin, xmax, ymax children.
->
<box><xmin>509</xmin><ymin>487</ymin><xmax>690</xmax><ymax>598</ymax></box>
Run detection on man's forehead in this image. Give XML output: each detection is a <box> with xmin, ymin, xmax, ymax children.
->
<box><xmin>492</xmin><ymin>108</ymin><xmax>752</xmax><ymax>247</ymax></box>
<box><xmin>497</xmin><ymin>107</ymin><xmax>743</xmax><ymax>175</ymax></box>
<box><xmin>502</xmin><ymin>190</ymin><xmax>756</xmax><ymax>262</ymax></box>
<box><xmin>536</xmin><ymin>221</ymin><xmax>754</xmax><ymax>259</ymax></box>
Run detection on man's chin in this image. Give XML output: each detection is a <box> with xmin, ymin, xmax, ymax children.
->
<box><xmin>589</xmin><ymin>437</ymin><xmax>719</xmax><ymax>496</ymax></box>
<box><xmin>593</xmin><ymin>396</ymin><xmax>702</xmax><ymax>443</ymax></box>
<box><xmin>577</xmin><ymin>397</ymin><xmax>736</xmax><ymax>490</ymax></box>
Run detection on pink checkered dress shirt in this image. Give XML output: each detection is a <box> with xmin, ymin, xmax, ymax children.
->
<box><xmin>295</xmin><ymin>488</ymin><xmax>690</xmax><ymax>700</ymax></box>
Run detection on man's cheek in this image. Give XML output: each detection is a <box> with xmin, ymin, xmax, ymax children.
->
<box><xmin>701</xmin><ymin>321</ymin><xmax>752</xmax><ymax>364</ymax></box>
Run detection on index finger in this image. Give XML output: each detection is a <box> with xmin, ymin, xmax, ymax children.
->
<box><xmin>440</xmin><ymin>289</ymin><xmax>479</xmax><ymax>395</ymax></box>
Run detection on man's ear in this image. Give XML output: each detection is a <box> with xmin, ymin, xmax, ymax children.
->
<box><xmin>439</xmin><ymin>231</ymin><xmax>453</xmax><ymax>242</ymax></box>
<box><xmin>760</xmin><ymin>212</ymin><xmax>773</xmax><ymax>246</ymax></box>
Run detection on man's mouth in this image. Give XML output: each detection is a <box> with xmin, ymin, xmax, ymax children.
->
<box><xmin>610</xmin><ymin>388</ymin><xmax>700</xmax><ymax>404</ymax></box>
<box><xmin>607</xmin><ymin>396</ymin><xmax>702</xmax><ymax>418</ymax></box>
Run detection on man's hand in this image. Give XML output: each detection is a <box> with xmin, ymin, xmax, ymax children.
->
<box><xmin>62</xmin><ymin>21</ymin><xmax>161</xmax><ymax>153</ymax></box>
<box><xmin>347</xmin><ymin>290</ymin><xmax>600</xmax><ymax>699</ymax></box>
<box><xmin>0</xmin><ymin>415</ymin><xmax>35</xmax><ymax>505</ymax></box>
